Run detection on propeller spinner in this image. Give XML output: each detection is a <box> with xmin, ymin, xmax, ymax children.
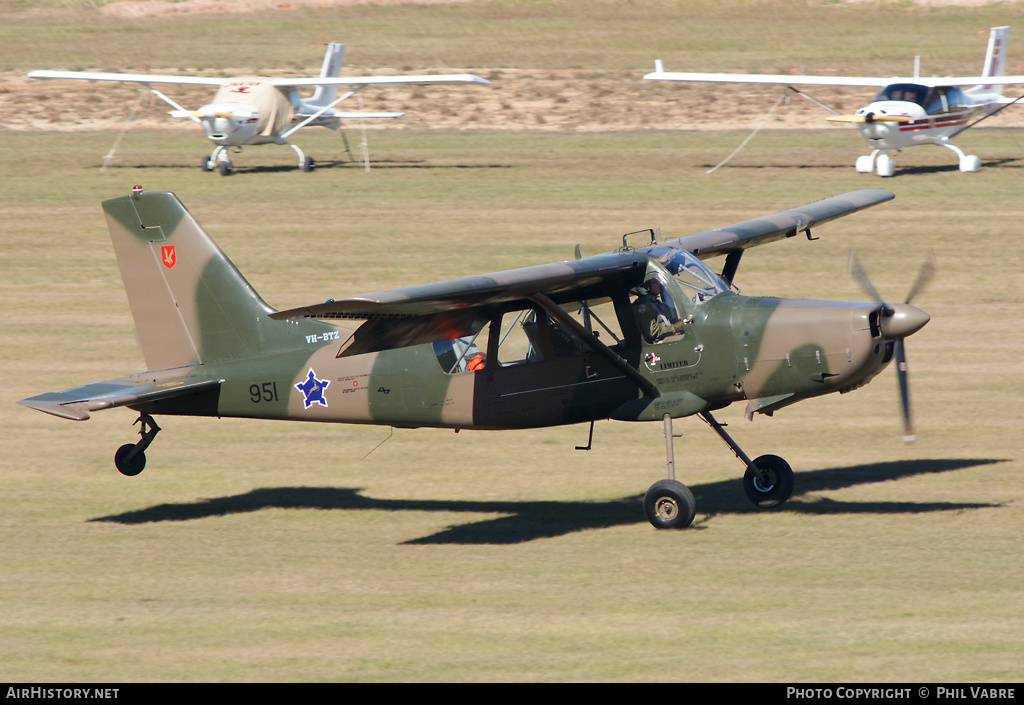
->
<box><xmin>849</xmin><ymin>251</ymin><xmax>935</xmax><ymax>442</ymax></box>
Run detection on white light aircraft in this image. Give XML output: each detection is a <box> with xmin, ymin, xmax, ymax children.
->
<box><xmin>29</xmin><ymin>43</ymin><xmax>490</xmax><ymax>175</ymax></box>
<box><xmin>645</xmin><ymin>27</ymin><xmax>1024</xmax><ymax>176</ymax></box>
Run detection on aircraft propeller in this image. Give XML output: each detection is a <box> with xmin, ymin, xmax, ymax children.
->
<box><xmin>827</xmin><ymin>112</ymin><xmax>907</xmax><ymax>124</ymax></box>
<box><xmin>848</xmin><ymin>251</ymin><xmax>935</xmax><ymax>442</ymax></box>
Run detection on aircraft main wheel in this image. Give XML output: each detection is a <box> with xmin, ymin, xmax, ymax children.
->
<box><xmin>855</xmin><ymin>155</ymin><xmax>874</xmax><ymax>173</ymax></box>
<box><xmin>743</xmin><ymin>454</ymin><xmax>793</xmax><ymax>508</ymax></box>
<box><xmin>200</xmin><ymin>157</ymin><xmax>214</xmax><ymax>172</ymax></box>
<box><xmin>643</xmin><ymin>479</ymin><xmax>696</xmax><ymax>529</ymax></box>
<box><xmin>960</xmin><ymin>155</ymin><xmax>980</xmax><ymax>173</ymax></box>
<box><xmin>301</xmin><ymin>156</ymin><xmax>316</xmax><ymax>172</ymax></box>
<box><xmin>876</xmin><ymin>154</ymin><xmax>895</xmax><ymax>177</ymax></box>
<box><xmin>114</xmin><ymin>444</ymin><xmax>146</xmax><ymax>477</ymax></box>
<box><xmin>218</xmin><ymin>160</ymin><xmax>233</xmax><ymax>176</ymax></box>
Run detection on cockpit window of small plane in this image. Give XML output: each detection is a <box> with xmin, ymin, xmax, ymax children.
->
<box><xmin>872</xmin><ymin>83</ymin><xmax>928</xmax><ymax>107</ymax></box>
<box><xmin>632</xmin><ymin>272</ymin><xmax>684</xmax><ymax>344</ymax></box>
<box><xmin>433</xmin><ymin>332</ymin><xmax>488</xmax><ymax>374</ymax></box>
<box><xmin>652</xmin><ymin>248</ymin><xmax>731</xmax><ymax>304</ymax></box>
<box><xmin>924</xmin><ymin>86</ymin><xmax>968</xmax><ymax>114</ymax></box>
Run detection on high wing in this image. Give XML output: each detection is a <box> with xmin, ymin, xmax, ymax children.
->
<box><xmin>27</xmin><ymin>70</ymin><xmax>226</xmax><ymax>86</ymax></box>
<box><xmin>271</xmin><ymin>190</ymin><xmax>894</xmax><ymax>356</ymax></box>
<box><xmin>644</xmin><ymin>62</ymin><xmax>1024</xmax><ymax>89</ymax></box>
<box><xmin>270</xmin><ymin>252</ymin><xmax>651</xmax><ymax>356</ymax></box>
<box><xmin>274</xmin><ymin>75</ymin><xmax>490</xmax><ymax>88</ymax></box>
<box><xmin>17</xmin><ymin>374</ymin><xmax>221</xmax><ymax>421</ymax></box>
<box><xmin>28</xmin><ymin>71</ymin><xmax>490</xmax><ymax>89</ymax></box>
<box><xmin>666</xmin><ymin>189</ymin><xmax>894</xmax><ymax>259</ymax></box>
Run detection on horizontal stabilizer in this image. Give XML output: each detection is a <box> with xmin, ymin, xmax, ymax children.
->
<box><xmin>18</xmin><ymin>375</ymin><xmax>221</xmax><ymax>421</ymax></box>
<box><xmin>333</xmin><ymin>111</ymin><xmax>405</xmax><ymax>119</ymax></box>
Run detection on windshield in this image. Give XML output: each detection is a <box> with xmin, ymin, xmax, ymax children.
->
<box><xmin>649</xmin><ymin>247</ymin><xmax>731</xmax><ymax>303</ymax></box>
<box><xmin>872</xmin><ymin>83</ymin><xmax>928</xmax><ymax>107</ymax></box>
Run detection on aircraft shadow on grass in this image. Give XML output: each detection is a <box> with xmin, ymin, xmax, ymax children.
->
<box><xmin>106</xmin><ymin>159</ymin><xmax>513</xmax><ymax>174</ymax></box>
<box><xmin>89</xmin><ymin>457</ymin><xmax>1007</xmax><ymax>544</ymax></box>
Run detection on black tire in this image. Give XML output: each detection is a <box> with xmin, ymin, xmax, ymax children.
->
<box><xmin>301</xmin><ymin>156</ymin><xmax>316</xmax><ymax>172</ymax></box>
<box><xmin>200</xmin><ymin>157</ymin><xmax>213</xmax><ymax>172</ymax></box>
<box><xmin>743</xmin><ymin>454</ymin><xmax>794</xmax><ymax>508</ymax></box>
<box><xmin>114</xmin><ymin>444</ymin><xmax>146</xmax><ymax>477</ymax></box>
<box><xmin>643</xmin><ymin>479</ymin><xmax>696</xmax><ymax>529</ymax></box>
<box><xmin>218</xmin><ymin>160</ymin><xmax>232</xmax><ymax>176</ymax></box>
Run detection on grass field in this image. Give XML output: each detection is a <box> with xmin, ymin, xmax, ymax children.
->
<box><xmin>2</xmin><ymin>0</ymin><xmax>1023</xmax><ymax>683</ymax></box>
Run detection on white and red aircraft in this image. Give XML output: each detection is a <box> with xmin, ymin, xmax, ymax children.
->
<box><xmin>29</xmin><ymin>43</ymin><xmax>490</xmax><ymax>175</ymax></box>
<box><xmin>645</xmin><ymin>26</ymin><xmax>1024</xmax><ymax>176</ymax></box>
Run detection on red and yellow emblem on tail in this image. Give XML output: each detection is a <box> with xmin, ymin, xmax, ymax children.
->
<box><xmin>161</xmin><ymin>245</ymin><xmax>176</xmax><ymax>269</ymax></box>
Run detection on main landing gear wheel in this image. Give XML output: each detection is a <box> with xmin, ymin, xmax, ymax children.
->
<box><xmin>200</xmin><ymin>157</ymin><xmax>214</xmax><ymax>172</ymax></box>
<box><xmin>644</xmin><ymin>479</ymin><xmax>696</xmax><ymax>529</ymax></box>
<box><xmin>301</xmin><ymin>156</ymin><xmax>316</xmax><ymax>172</ymax></box>
<box><xmin>742</xmin><ymin>454</ymin><xmax>794</xmax><ymax>508</ymax></box>
<box><xmin>114</xmin><ymin>443</ymin><xmax>146</xmax><ymax>476</ymax></box>
<box><xmin>218</xmin><ymin>160</ymin><xmax>233</xmax><ymax>176</ymax></box>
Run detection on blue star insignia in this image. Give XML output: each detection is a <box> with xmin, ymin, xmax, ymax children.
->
<box><xmin>295</xmin><ymin>368</ymin><xmax>330</xmax><ymax>409</ymax></box>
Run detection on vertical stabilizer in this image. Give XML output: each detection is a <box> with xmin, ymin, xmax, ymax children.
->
<box><xmin>980</xmin><ymin>26</ymin><xmax>1010</xmax><ymax>93</ymax></box>
<box><xmin>102</xmin><ymin>189</ymin><xmax>277</xmax><ymax>371</ymax></box>
<box><xmin>310</xmin><ymin>42</ymin><xmax>345</xmax><ymax>107</ymax></box>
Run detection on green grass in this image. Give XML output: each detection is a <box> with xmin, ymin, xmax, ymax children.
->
<box><xmin>2</xmin><ymin>0</ymin><xmax>1023</xmax><ymax>683</ymax></box>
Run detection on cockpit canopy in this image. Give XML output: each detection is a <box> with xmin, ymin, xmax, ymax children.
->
<box><xmin>647</xmin><ymin>246</ymin><xmax>732</xmax><ymax>304</ymax></box>
<box><xmin>872</xmin><ymin>83</ymin><xmax>968</xmax><ymax>114</ymax></box>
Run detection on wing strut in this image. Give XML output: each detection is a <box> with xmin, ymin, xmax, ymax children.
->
<box><xmin>527</xmin><ymin>293</ymin><xmax>660</xmax><ymax>399</ymax></box>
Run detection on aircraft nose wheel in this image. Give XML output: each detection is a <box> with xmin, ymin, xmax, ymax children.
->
<box><xmin>643</xmin><ymin>479</ymin><xmax>696</xmax><ymax>529</ymax></box>
<box><xmin>742</xmin><ymin>454</ymin><xmax>794</xmax><ymax>508</ymax></box>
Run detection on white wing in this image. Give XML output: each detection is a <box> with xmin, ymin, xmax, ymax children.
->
<box><xmin>28</xmin><ymin>70</ymin><xmax>224</xmax><ymax>86</ymax></box>
<box><xmin>644</xmin><ymin>63</ymin><xmax>1024</xmax><ymax>89</ymax></box>
<box><xmin>273</xmin><ymin>74</ymin><xmax>491</xmax><ymax>88</ymax></box>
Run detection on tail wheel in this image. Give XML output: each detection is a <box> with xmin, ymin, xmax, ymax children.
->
<box><xmin>643</xmin><ymin>479</ymin><xmax>696</xmax><ymax>529</ymax></box>
<box><xmin>743</xmin><ymin>454</ymin><xmax>794</xmax><ymax>508</ymax></box>
<box><xmin>114</xmin><ymin>443</ymin><xmax>146</xmax><ymax>477</ymax></box>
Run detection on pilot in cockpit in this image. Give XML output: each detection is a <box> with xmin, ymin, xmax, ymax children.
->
<box><xmin>632</xmin><ymin>277</ymin><xmax>683</xmax><ymax>343</ymax></box>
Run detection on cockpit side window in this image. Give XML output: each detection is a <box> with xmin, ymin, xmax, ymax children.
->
<box><xmin>925</xmin><ymin>86</ymin><xmax>968</xmax><ymax>114</ymax></box>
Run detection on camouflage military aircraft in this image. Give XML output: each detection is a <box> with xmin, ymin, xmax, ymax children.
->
<box><xmin>18</xmin><ymin>186</ymin><xmax>931</xmax><ymax>529</ymax></box>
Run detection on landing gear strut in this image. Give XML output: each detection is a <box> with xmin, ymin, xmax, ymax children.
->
<box><xmin>699</xmin><ymin>411</ymin><xmax>793</xmax><ymax>508</ymax></box>
<box><xmin>642</xmin><ymin>410</ymin><xmax>795</xmax><ymax>529</ymax></box>
<box><xmin>114</xmin><ymin>414</ymin><xmax>160</xmax><ymax>476</ymax></box>
<box><xmin>643</xmin><ymin>414</ymin><xmax>697</xmax><ymax>529</ymax></box>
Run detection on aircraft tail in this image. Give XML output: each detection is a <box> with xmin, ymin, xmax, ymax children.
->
<box><xmin>309</xmin><ymin>42</ymin><xmax>345</xmax><ymax>107</ymax></box>
<box><xmin>980</xmin><ymin>26</ymin><xmax>1010</xmax><ymax>93</ymax></box>
<box><xmin>102</xmin><ymin>188</ymin><xmax>278</xmax><ymax>371</ymax></box>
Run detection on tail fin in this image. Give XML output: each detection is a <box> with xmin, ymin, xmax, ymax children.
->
<box><xmin>103</xmin><ymin>189</ymin><xmax>277</xmax><ymax>370</ymax></box>
<box><xmin>980</xmin><ymin>26</ymin><xmax>1010</xmax><ymax>93</ymax></box>
<box><xmin>309</xmin><ymin>42</ymin><xmax>345</xmax><ymax>107</ymax></box>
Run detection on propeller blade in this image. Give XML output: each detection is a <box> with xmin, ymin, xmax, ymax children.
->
<box><xmin>827</xmin><ymin>114</ymin><xmax>866</xmax><ymax>123</ymax></box>
<box><xmin>848</xmin><ymin>250</ymin><xmax>884</xmax><ymax>304</ymax></box>
<box><xmin>904</xmin><ymin>251</ymin><xmax>937</xmax><ymax>304</ymax></box>
<box><xmin>827</xmin><ymin>113</ymin><xmax>907</xmax><ymax>124</ymax></box>
<box><xmin>894</xmin><ymin>339</ymin><xmax>915</xmax><ymax>443</ymax></box>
